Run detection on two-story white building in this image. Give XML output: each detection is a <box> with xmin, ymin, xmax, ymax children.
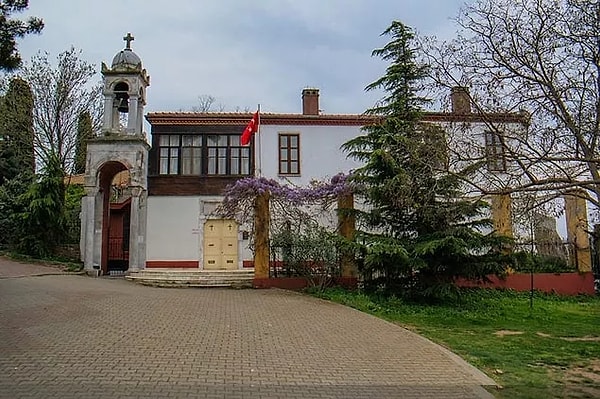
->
<box><xmin>143</xmin><ymin>89</ymin><xmax>366</xmax><ymax>270</ymax></box>
<box><xmin>81</xmin><ymin>37</ymin><xmax>536</xmax><ymax>276</ymax></box>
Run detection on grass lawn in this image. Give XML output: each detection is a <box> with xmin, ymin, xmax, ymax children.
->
<box><xmin>312</xmin><ymin>287</ymin><xmax>600</xmax><ymax>399</ymax></box>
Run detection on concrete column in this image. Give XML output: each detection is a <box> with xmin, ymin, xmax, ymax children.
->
<box><xmin>111</xmin><ymin>108</ymin><xmax>119</xmax><ymax>131</ymax></box>
<box><xmin>136</xmin><ymin>97</ymin><xmax>145</xmax><ymax>136</ymax></box>
<box><xmin>338</xmin><ymin>193</ymin><xmax>357</xmax><ymax>278</ymax></box>
<box><xmin>103</xmin><ymin>95</ymin><xmax>113</xmax><ymax>131</ymax></box>
<box><xmin>83</xmin><ymin>187</ymin><xmax>98</xmax><ymax>272</ymax></box>
<box><xmin>128</xmin><ymin>187</ymin><xmax>142</xmax><ymax>271</ymax></box>
<box><xmin>127</xmin><ymin>95</ymin><xmax>138</xmax><ymax>134</ymax></box>
<box><xmin>564</xmin><ymin>191</ymin><xmax>592</xmax><ymax>272</ymax></box>
<box><xmin>253</xmin><ymin>191</ymin><xmax>270</xmax><ymax>280</ymax></box>
<box><xmin>137</xmin><ymin>188</ymin><xmax>147</xmax><ymax>269</ymax></box>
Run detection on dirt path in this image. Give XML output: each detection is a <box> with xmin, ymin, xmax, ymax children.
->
<box><xmin>0</xmin><ymin>256</ymin><xmax>70</xmax><ymax>278</ymax></box>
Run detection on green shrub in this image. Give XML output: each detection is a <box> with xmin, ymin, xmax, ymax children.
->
<box><xmin>271</xmin><ymin>221</ymin><xmax>340</xmax><ymax>289</ymax></box>
<box><xmin>512</xmin><ymin>251</ymin><xmax>574</xmax><ymax>274</ymax></box>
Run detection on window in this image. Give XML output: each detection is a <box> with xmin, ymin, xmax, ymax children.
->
<box><xmin>181</xmin><ymin>135</ymin><xmax>202</xmax><ymax>175</ymax></box>
<box><xmin>159</xmin><ymin>135</ymin><xmax>180</xmax><ymax>175</ymax></box>
<box><xmin>485</xmin><ymin>131</ymin><xmax>506</xmax><ymax>171</ymax></box>
<box><xmin>207</xmin><ymin>135</ymin><xmax>228</xmax><ymax>175</ymax></box>
<box><xmin>158</xmin><ymin>134</ymin><xmax>251</xmax><ymax>176</ymax></box>
<box><xmin>279</xmin><ymin>133</ymin><xmax>300</xmax><ymax>175</ymax></box>
<box><xmin>206</xmin><ymin>135</ymin><xmax>250</xmax><ymax>175</ymax></box>
<box><xmin>229</xmin><ymin>135</ymin><xmax>251</xmax><ymax>175</ymax></box>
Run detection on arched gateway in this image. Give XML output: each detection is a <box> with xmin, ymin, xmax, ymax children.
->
<box><xmin>80</xmin><ymin>33</ymin><xmax>150</xmax><ymax>275</ymax></box>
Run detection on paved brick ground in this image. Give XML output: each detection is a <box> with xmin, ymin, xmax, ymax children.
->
<box><xmin>0</xmin><ymin>261</ymin><xmax>496</xmax><ymax>399</ymax></box>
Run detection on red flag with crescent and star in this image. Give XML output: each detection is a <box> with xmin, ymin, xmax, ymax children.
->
<box><xmin>241</xmin><ymin>110</ymin><xmax>259</xmax><ymax>146</ymax></box>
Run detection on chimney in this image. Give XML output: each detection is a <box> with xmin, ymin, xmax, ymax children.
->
<box><xmin>450</xmin><ymin>86</ymin><xmax>471</xmax><ymax>114</ymax></box>
<box><xmin>302</xmin><ymin>88</ymin><xmax>319</xmax><ymax>115</ymax></box>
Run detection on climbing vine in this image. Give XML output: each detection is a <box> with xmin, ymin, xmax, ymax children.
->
<box><xmin>216</xmin><ymin>173</ymin><xmax>354</xmax><ymax>225</ymax></box>
<box><xmin>215</xmin><ymin>174</ymin><xmax>356</xmax><ymax>283</ymax></box>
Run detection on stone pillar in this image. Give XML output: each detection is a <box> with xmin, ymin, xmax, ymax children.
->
<box><xmin>128</xmin><ymin>187</ymin><xmax>142</xmax><ymax>271</ymax></box>
<box><xmin>564</xmin><ymin>191</ymin><xmax>592</xmax><ymax>272</ymax></box>
<box><xmin>253</xmin><ymin>191</ymin><xmax>270</xmax><ymax>282</ymax></box>
<box><xmin>127</xmin><ymin>95</ymin><xmax>138</xmax><ymax>134</ymax></box>
<box><xmin>338</xmin><ymin>193</ymin><xmax>357</xmax><ymax>279</ymax></box>
<box><xmin>136</xmin><ymin>97</ymin><xmax>145</xmax><ymax>137</ymax></box>
<box><xmin>103</xmin><ymin>95</ymin><xmax>114</xmax><ymax>132</ymax></box>
<box><xmin>111</xmin><ymin>99</ymin><xmax>120</xmax><ymax>131</ymax></box>
<box><xmin>82</xmin><ymin>187</ymin><xmax>98</xmax><ymax>273</ymax></box>
<box><xmin>137</xmin><ymin>188</ymin><xmax>147</xmax><ymax>269</ymax></box>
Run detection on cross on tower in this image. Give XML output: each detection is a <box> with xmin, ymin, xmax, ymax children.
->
<box><xmin>123</xmin><ymin>33</ymin><xmax>134</xmax><ymax>49</ymax></box>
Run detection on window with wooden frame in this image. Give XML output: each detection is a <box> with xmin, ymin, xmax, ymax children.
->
<box><xmin>206</xmin><ymin>135</ymin><xmax>228</xmax><ymax>175</ymax></box>
<box><xmin>228</xmin><ymin>135</ymin><xmax>251</xmax><ymax>175</ymax></box>
<box><xmin>157</xmin><ymin>134</ymin><xmax>251</xmax><ymax>176</ymax></box>
<box><xmin>484</xmin><ymin>131</ymin><xmax>506</xmax><ymax>171</ymax></box>
<box><xmin>159</xmin><ymin>135</ymin><xmax>180</xmax><ymax>175</ymax></box>
<box><xmin>181</xmin><ymin>135</ymin><xmax>202</xmax><ymax>175</ymax></box>
<box><xmin>278</xmin><ymin>133</ymin><xmax>300</xmax><ymax>175</ymax></box>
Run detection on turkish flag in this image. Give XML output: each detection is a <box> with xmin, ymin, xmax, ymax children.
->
<box><xmin>241</xmin><ymin>111</ymin><xmax>259</xmax><ymax>145</ymax></box>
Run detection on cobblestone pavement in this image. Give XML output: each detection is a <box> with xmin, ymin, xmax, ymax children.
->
<box><xmin>0</xmin><ymin>263</ymin><xmax>496</xmax><ymax>399</ymax></box>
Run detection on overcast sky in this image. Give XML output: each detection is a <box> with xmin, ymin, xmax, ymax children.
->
<box><xmin>17</xmin><ymin>0</ymin><xmax>471</xmax><ymax>115</ymax></box>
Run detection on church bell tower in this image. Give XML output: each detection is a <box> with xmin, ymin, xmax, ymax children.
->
<box><xmin>101</xmin><ymin>32</ymin><xmax>150</xmax><ymax>136</ymax></box>
<box><xmin>80</xmin><ymin>33</ymin><xmax>150</xmax><ymax>275</ymax></box>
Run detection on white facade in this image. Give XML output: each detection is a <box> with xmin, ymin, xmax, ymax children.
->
<box><xmin>145</xmin><ymin>196</ymin><xmax>253</xmax><ymax>267</ymax></box>
<box><xmin>143</xmin><ymin>121</ymin><xmax>362</xmax><ymax>269</ymax></box>
<box><xmin>257</xmin><ymin>124</ymin><xmax>363</xmax><ymax>184</ymax></box>
<box><xmin>146</xmin><ymin>197</ymin><xmax>201</xmax><ymax>262</ymax></box>
<box><xmin>141</xmin><ymin>88</ymin><xmax>536</xmax><ymax>269</ymax></box>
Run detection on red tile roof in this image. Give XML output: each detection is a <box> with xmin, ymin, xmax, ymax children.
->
<box><xmin>146</xmin><ymin>111</ymin><xmax>529</xmax><ymax>127</ymax></box>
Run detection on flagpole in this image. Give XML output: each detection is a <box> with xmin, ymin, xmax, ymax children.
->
<box><xmin>257</xmin><ymin>104</ymin><xmax>262</xmax><ymax>177</ymax></box>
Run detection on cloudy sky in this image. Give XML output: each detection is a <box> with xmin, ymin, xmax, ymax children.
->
<box><xmin>17</xmin><ymin>0</ymin><xmax>471</xmax><ymax>115</ymax></box>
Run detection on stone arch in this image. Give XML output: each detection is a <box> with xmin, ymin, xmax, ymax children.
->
<box><xmin>95</xmin><ymin>161</ymin><xmax>129</xmax><ymax>274</ymax></box>
<box><xmin>81</xmin><ymin>153</ymin><xmax>148</xmax><ymax>275</ymax></box>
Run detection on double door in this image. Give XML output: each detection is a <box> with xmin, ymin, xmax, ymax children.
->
<box><xmin>203</xmin><ymin>219</ymin><xmax>238</xmax><ymax>270</ymax></box>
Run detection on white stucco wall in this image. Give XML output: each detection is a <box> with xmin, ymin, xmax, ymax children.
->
<box><xmin>257</xmin><ymin>124</ymin><xmax>363</xmax><ymax>184</ymax></box>
<box><xmin>146</xmin><ymin>195</ymin><xmax>254</xmax><ymax>266</ymax></box>
<box><xmin>146</xmin><ymin>196</ymin><xmax>200</xmax><ymax>261</ymax></box>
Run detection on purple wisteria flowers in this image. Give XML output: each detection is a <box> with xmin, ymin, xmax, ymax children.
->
<box><xmin>217</xmin><ymin>173</ymin><xmax>355</xmax><ymax>220</ymax></box>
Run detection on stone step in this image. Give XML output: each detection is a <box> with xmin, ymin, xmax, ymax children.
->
<box><xmin>126</xmin><ymin>277</ymin><xmax>253</xmax><ymax>289</ymax></box>
<box><xmin>126</xmin><ymin>268</ymin><xmax>255</xmax><ymax>288</ymax></box>
<box><xmin>129</xmin><ymin>272</ymin><xmax>254</xmax><ymax>278</ymax></box>
<box><xmin>135</xmin><ymin>268</ymin><xmax>253</xmax><ymax>274</ymax></box>
<box><xmin>126</xmin><ymin>276</ymin><xmax>253</xmax><ymax>283</ymax></box>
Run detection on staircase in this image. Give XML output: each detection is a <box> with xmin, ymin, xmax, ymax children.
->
<box><xmin>126</xmin><ymin>268</ymin><xmax>254</xmax><ymax>288</ymax></box>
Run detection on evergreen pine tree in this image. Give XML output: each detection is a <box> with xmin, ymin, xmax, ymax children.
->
<box><xmin>15</xmin><ymin>152</ymin><xmax>66</xmax><ymax>257</ymax></box>
<box><xmin>343</xmin><ymin>21</ymin><xmax>506</xmax><ymax>300</ymax></box>
<box><xmin>0</xmin><ymin>77</ymin><xmax>35</xmax><ymax>185</ymax></box>
<box><xmin>0</xmin><ymin>0</ymin><xmax>43</xmax><ymax>71</ymax></box>
<box><xmin>72</xmin><ymin>111</ymin><xmax>92</xmax><ymax>174</ymax></box>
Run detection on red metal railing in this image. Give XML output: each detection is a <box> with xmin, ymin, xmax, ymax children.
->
<box><xmin>108</xmin><ymin>237</ymin><xmax>128</xmax><ymax>260</ymax></box>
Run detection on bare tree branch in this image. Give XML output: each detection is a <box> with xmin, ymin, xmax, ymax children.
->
<box><xmin>19</xmin><ymin>47</ymin><xmax>102</xmax><ymax>172</ymax></box>
<box><xmin>423</xmin><ymin>0</ymin><xmax>600</xmax><ymax>213</ymax></box>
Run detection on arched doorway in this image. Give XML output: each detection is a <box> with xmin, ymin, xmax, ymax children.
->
<box><xmin>98</xmin><ymin>161</ymin><xmax>130</xmax><ymax>275</ymax></box>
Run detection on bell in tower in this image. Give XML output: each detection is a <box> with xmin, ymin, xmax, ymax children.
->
<box><xmin>100</xmin><ymin>33</ymin><xmax>150</xmax><ymax>136</ymax></box>
<box><xmin>114</xmin><ymin>82</ymin><xmax>130</xmax><ymax>113</ymax></box>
